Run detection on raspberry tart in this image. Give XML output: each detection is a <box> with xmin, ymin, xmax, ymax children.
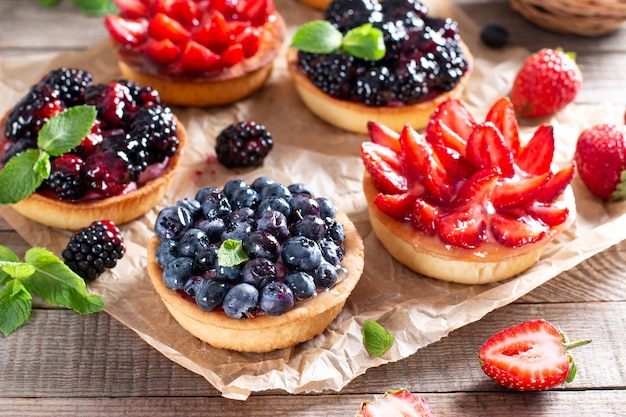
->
<box><xmin>0</xmin><ymin>67</ymin><xmax>186</xmax><ymax>230</ymax></box>
<box><xmin>146</xmin><ymin>176</ymin><xmax>365</xmax><ymax>352</ymax></box>
<box><xmin>288</xmin><ymin>0</ymin><xmax>473</xmax><ymax>133</ymax></box>
<box><xmin>104</xmin><ymin>0</ymin><xmax>286</xmax><ymax>107</ymax></box>
<box><xmin>361</xmin><ymin>97</ymin><xmax>576</xmax><ymax>284</ymax></box>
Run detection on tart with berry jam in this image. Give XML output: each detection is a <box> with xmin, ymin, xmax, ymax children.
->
<box><xmin>104</xmin><ymin>0</ymin><xmax>286</xmax><ymax>107</ymax></box>
<box><xmin>146</xmin><ymin>176</ymin><xmax>365</xmax><ymax>352</ymax></box>
<box><xmin>288</xmin><ymin>0</ymin><xmax>473</xmax><ymax>133</ymax></box>
<box><xmin>361</xmin><ymin>97</ymin><xmax>576</xmax><ymax>283</ymax></box>
<box><xmin>0</xmin><ymin>67</ymin><xmax>185</xmax><ymax>230</ymax></box>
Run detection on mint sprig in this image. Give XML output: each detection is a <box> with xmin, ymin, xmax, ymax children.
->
<box><xmin>362</xmin><ymin>319</ymin><xmax>394</xmax><ymax>357</ymax></box>
<box><xmin>292</xmin><ymin>21</ymin><xmax>386</xmax><ymax>61</ymax></box>
<box><xmin>0</xmin><ymin>105</ymin><xmax>96</xmax><ymax>205</ymax></box>
<box><xmin>217</xmin><ymin>239</ymin><xmax>249</xmax><ymax>267</ymax></box>
<box><xmin>38</xmin><ymin>0</ymin><xmax>118</xmax><ymax>16</ymax></box>
<box><xmin>0</xmin><ymin>245</ymin><xmax>104</xmax><ymax>336</ymax></box>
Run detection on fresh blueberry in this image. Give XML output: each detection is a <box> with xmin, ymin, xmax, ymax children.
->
<box><xmin>154</xmin><ymin>205</ymin><xmax>193</xmax><ymax>241</ymax></box>
<box><xmin>316</xmin><ymin>196</ymin><xmax>336</xmax><ymax>219</ymax></box>
<box><xmin>259</xmin><ymin>281</ymin><xmax>295</xmax><ymax>316</ymax></box>
<box><xmin>312</xmin><ymin>261</ymin><xmax>338</xmax><ymax>289</ymax></box>
<box><xmin>292</xmin><ymin>215</ymin><xmax>327</xmax><ymax>242</ymax></box>
<box><xmin>319</xmin><ymin>238</ymin><xmax>344</xmax><ymax>266</ymax></box>
<box><xmin>215</xmin><ymin>263</ymin><xmax>243</xmax><ymax>282</ymax></box>
<box><xmin>222</xmin><ymin>283</ymin><xmax>259</xmax><ymax>318</ymax></box>
<box><xmin>480</xmin><ymin>24</ymin><xmax>509</xmax><ymax>48</ymax></box>
<box><xmin>288</xmin><ymin>183</ymin><xmax>314</xmax><ymax>197</ymax></box>
<box><xmin>229</xmin><ymin>207</ymin><xmax>256</xmax><ymax>226</ymax></box>
<box><xmin>178</xmin><ymin>228</ymin><xmax>211</xmax><ymax>257</ymax></box>
<box><xmin>230</xmin><ymin>187</ymin><xmax>260</xmax><ymax>209</ymax></box>
<box><xmin>284</xmin><ymin>271</ymin><xmax>316</xmax><ymax>300</ymax></box>
<box><xmin>195</xmin><ymin>279</ymin><xmax>228</xmax><ymax>312</ymax></box>
<box><xmin>260</xmin><ymin>182</ymin><xmax>292</xmax><ymax>201</ymax></box>
<box><xmin>195</xmin><ymin>217</ymin><xmax>227</xmax><ymax>243</ymax></box>
<box><xmin>290</xmin><ymin>193</ymin><xmax>321</xmax><ymax>220</ymax></box>
<box><xmin>195</xmin><ymin>186</ymin><xmax>220</xmax><ymax>204</ymax></box>
<box><xmin>325</xmin><ymin>218</ymin><xmax>345</xmax><ymax>244</ymax></box>
<box><xmin>155</xmin><ymin>239</ymin><xmax>179</xmax><ymax>268</ymax></box>
<box><xmin>282</xmin><ymin>235</ymin><xmax>323</xmax><ymax>271</ymax></box>
<box><xmin>256</xmin><ymin>196</ymin><xmax>291</xmax><ymax>219</ymax></box>
<box><xmin>194</xmin><ymin>244</ymin><xmax>219</xmax><ymax>272</ymax></box>
<box><xmin>256</xmin><ymin>210</ymin><xmax>290</xmax><ymax>243</ymax></box>
<box><xmin>162</xmin><ymin>256</ymin><xmax>195</xmax><ymax>290</ymax></box>
<box><xmin>244</xmin><ymin>230</ymin><xmax>280</xmax><ymax>261</ymax></box>
<box><xmin>242</xmin><ymin>257</ymin><xmax>277</xmax><ymax>288</ymax></box>
<box><xmin>221</xmin><ymin>220</ymin><xmax>253</xmax><ymax>242</ymax></box>
<box><xmin>176</xmin><ymin>198</ymin><xmax>202</xmax><ymax>220</ymax></box>
<box><xmin>201</xmin><ymin>190</ymin><xmax>231</xmax><ymax>220</ymax></box>
<box><xmin>251</xmin><ymin>176</ymin><xmax>275</xmax><ymax>193</ymax></box>
<box><xmin>182</xmin><ymin>275</ymin><xmax>204</xmax><ymax>298</ymax></box>
<box><xmin>223</xmin><ymin>178</ymin><xmax>249</xmax><ymax>200</ymax></box>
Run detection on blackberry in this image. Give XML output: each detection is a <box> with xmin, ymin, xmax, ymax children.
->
<box><xmin>40</xmin><ymin>67</ymin><xmax>94</xmax><ymax>106</ymax></box>
<box><xmin>324</xmin><ymin>0</ymin><xmax>382</xmax><ymax>32</ymax></box>
<box><xmin>480</xmin><ymin>24</ymin><xmax>510</xmax><ymax>49</ymax></box>
<box><xmin>129</xmin><ymin>105</ymin><xmax>179</xmax><ymax>164</ymax></box>
<box><xmin>3</xmin><ymin>84</ymin><xmax>65</xmax><ymax>142</ymax></box>
<box><xmin>0</xmin><ymin>137</ymin><xmax>37</xmax><ymax>165</ymax></box>
<box><xmin>215</xmin><ymin>121</ymin><xmax>273</xmax><ymax>168</ymax></box>
<box><xmin>99</xmin><ymin>131</ymin><xmax>149</xmax><ymax>181</ymax></box>
<box><xmin>62</xmin><ymin>220</ymin><xmax>126</xmax><ymax>281</ymax></box>
<box><xmin>46</xmin><ymin>154</ymin><xmax>86</xmax><ymax>201</ymax></box>
<box><xmin>84</xmin><ymin>81</ymin><xmax>138</xmax><ymax>128</ymax></box>
<box><xmin>298</xmin><ymin>52</ymin><xmax>354</xmax><ymax>98</ymax></box>
<box><xmin>380</xmin><ymin>0</ymin><xmax>428</xmax><ymax>26</ymax></box>
<box><xmin>115</xmin><ymin>79</ymin><xmax>162</xmax><ymax>107</ymax></box>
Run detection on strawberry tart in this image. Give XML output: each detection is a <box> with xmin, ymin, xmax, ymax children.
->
<box><xmin>0</xmin><ymin>67</ymin><xmax>185</xmax><ymax>230</ymax></box>
<box><xmin>288</xmin><ymin>0</ymin><xmax>473</xmax><ymax>133</ymax></box>
<box><xmin>361</xmin><ymin>97</ymin><xmax>576</xmax><ymax>284</ymax></box>
<box><xmin>104</xmin><ymin>0</ymin><xmax>286</xmax><ymax>107</ymax></box>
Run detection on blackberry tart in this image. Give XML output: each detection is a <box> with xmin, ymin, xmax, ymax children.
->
<box><xmin>146</xmin><ymin>177</ymin><xmax>365</xmax><ymax>352</ymax></box>
<box><xmin>288</xmin><ymin>0</ymin><xmax>473</xmax><ymax>133</ymax></box>
<box><xmin>104</xmin><ymin>0</ymin><xmax>286</xmax><ymax>107</ymax></box>
<box><xmin>0</xmin><ymin>67</ymin><xmax>186</xmax><ymax>230</ymax></box>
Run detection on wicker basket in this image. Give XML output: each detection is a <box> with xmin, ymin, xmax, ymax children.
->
<box><xmin>510</xmin><ymin>0</ymin><xmax>626</xmax><ymax>36</ymax></box>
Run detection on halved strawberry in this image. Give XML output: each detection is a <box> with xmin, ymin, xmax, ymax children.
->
<box><xmin>235</xmin><ymin>26</ymin><xmax>261</xmax><ymax>57</ymax></box>
<box><xmin>144</xmin><ymin>38</ymin><xmax>181</xmax><ymax>64</ymax></box>
<box><xmin>478</xmin><ymin>319</ymin><xmax>591</xmax><ymax>391</ymax></box>
<box><xmin>429</xmin><ymin>140</ymin><xmax>474</xmax><ymax>181</ymax></box>
<box><xmin>412</xmin><ymin>198</ymin><xmax>439</xmax><ymax>235</ymax></box>
<box><xmin>357</xmin><ymin>389</ymin><xmax>435</xmax><ymax>417</ymax></box>
<box><xmin>515</xmin><ymin>124</ymin><xmax>555</xmax><ymax>176</ymax></box>
<box><xmin>361</xmin><ymin>142</ymin><xmax>407</xmax><ymax>195</ymax></box>
<box><xmin>437</xmin><ymin>204</ymin><xmax>487</xmax><ymax>249</ymax></box>
<box><xmin>525</xmin><ymin>201</ymin><xmax>570</xmax><ymax>227</ymax></box>
<box><xmin>179</xmin><ymin>40</ymin><xmax>220</xmax><ymax>72</ymax></box>
<box><xmin>220</xmin><ymin>43</ymin><xmax>245</xmax><ymax>67</ymax></box>
<box><xmin>490</xmin><ymin>212</ymin><xmax>548</xmax><ymax>247</ymax></box>
<box><xmin>104</xmin><ymin>15</ymin><xmax>148</xmax><ymax>47</ymax></box>
<box><xmin>238</xmin><ymin>0</ymin><xmax>272</xmax><ymax>26</ymax></box>
<box><xmin>167</xmin><ymin>0</ymin><xmax>201</xmax><ymax>27</ymax></box>
<box><xmin>453</xmin><ymin>168</ymin><xmax>500</xmax><ymax>208</ymax></box>
<box><xmin>491</xmin><ymin>172</ymin><xmax>549</xmax><ymax>209</ymax></box>
<box><xmin>465</xmin><ymin>122</ymin><xmax>514</xmax><ymax>177</ymax></box>
<box><xmin>374</xmin><ymin>192</ymin><xmax>416</xmax><ymax>220</ymax></box>
<box><xmin>193</xmin><ymin>11</ymin><xmax>231</xmax><ymax>52</ymax></box>
<box><xmin>367</xmin><ymin>120</ymin><xmax>401</xmax><ymax>153</ymax></box>
<box><xmin>426</xmin><ymin>118</ymin><xmax>467</xmax><ymax>156</ymax></box>
<box><xmin>485</xmin><ymin>96</ymin><xmax>521</xmax><ymax>156</ymax></box>
<box><xmin>114</xmin><ymin>0</ymin><xmax>150</xmax><ymax>18</ymax></box>
<box><xmin>535</xmin><ymin>162</ymin><xmax>575</xmax><ymax>203</ymax></box>
<box><xmin>426</xmin><ymin>98</ymin><xmax>476</xmax><ymax>142</ymax></box>
<box><xmin>148</xmin><ymin>12</ymin><xmax>191</xmax><ymax>42</ymax></box>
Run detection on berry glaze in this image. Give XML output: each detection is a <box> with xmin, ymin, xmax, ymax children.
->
<box><xmin>0</xmin><ymin>68</ymin><xmax>181</xmax><ymax>203</ymax></box>
<box><xmin>297</xmin><ymin>0</ymin><xmax>471</xmax><ymax>107</ymax></box>
<box><xmin>105</xmin><ymin>0</ymin><xmax>285</xmax><ymax>82</ymax></box>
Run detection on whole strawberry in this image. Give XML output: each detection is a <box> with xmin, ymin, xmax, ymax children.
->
<box><xmin>510</xmin><ymin>48</ymin><xmax>582</xmax><ymax>118</ymax></box>
<box><xmin>574</xmin><ymin>123</ymin><xmax>626</xmax><ymax>200</ymax></box>
<box><xmin>478</xmin><ymin>319</ymin><xmax>591</xmax><ymax>391</ymax></box>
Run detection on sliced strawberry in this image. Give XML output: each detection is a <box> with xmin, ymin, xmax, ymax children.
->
<box><xmin>412</xmin><ymin>198</ymin><xmax>439</xmax><ymax>235</ymax></box>
<box><xmin>478</xmin><ymin>319</ymin><xmax>591</xmax><ymax>391</ymax></box>
<box><xmin>454</xmin><ymin>168</ymin><xmax>500</xmax><ymax>207</ymax></box>
<box><xmin>235</xmin><ymin>26</ymin><xmax>261</xmax><ymax>57</ymax></box>
<box><xmin>114</xmin><ymin>0</ymin><xmax>150</xmax><ymax>18</ymax></box>
<box><xmin>490</xmin><ymin>212</ymin><xmax>548</xmax><ymax>247</ymax></box>
<box><xmin>367</xmin><ymin>120</ymin><xmax>401</xmax><ymax>153</ymax></box>
<box><xmin>104</xmin><ymin>15</ymin><xmax>148</xmax><ymax>47</ymax></box>
<box><xmin>535</xmin><ymin>162</ymin><xmax>575</xmax><ymax>203</ymax></box>
<box><xmin>374</xmin><ymin>192</ymin><xmax>416</xmax><ymax>220</ymax></box>
<box><xmin>221</xmin><ymin>43</ymin><xmax>245</xmax><ymax>67</ymax></box>
<box><xmin>148</xmin><ymin>12</ymin><xmax>191</xmax><ymax>42</ymax></box>
<box><xmin>357</xmin><ymin>389</ymin><xmax>435</xmax><ymax>417</ymax></box>
<box><xmin>466</xmin><ymin>122</ymin><xmax>515</xmax><ymax>177</ymax></box>
<box><xmin>180</xmin><ymin>40</ymin><xmax>220</xmax><ymax>72</ymax></box>
<box><xmin>430</xmin><ymin>140</ymin><xmax>474</xmax><ymax>181</ymax></box>
<box><xmin>193</xmin><ymin>11</ymin><xmax>231</xmax><ymax>52</ymax></box>
<box><xmin>491</xmin><ymin>172</ymin><xmax>549</xmax><ymax>209</ymax></box>
<box><xmin>525</xmin><ymin>202</ymin><xmax>570</xmax><ymax>227</ymax></box>
<box><xmin>168</xmin><ymin>0</ymin><xmax>201</xmax><ymax>27</ymax></box>
<box><xmin>424</xmin><ymin>157</ymin><xmax>454</xmax><ymax>204</ymax></box>
<box><xmin>426</xmin><ymin>118</ymin><xmax>467</xmax><ymax>155</ymax></box>
<box><xmin>361</xmin><ymin>142</ymin><xmax>407</xmax><ymax>195</ymax></box>
<box><xmin>516</xmin><ymin>124</ymin><xmax>555</xmax><ymax>175</ymax></box>
<box><xmin>238</xmin><ymin>0</ymin><xmax>271</xmax><ymax>25</ymax></box>
<box><xmin>437</xmin><ymin>204</ymin><xmax>487</xmax><ymax>249</ymax></box>
<box><xmin>426</xmin><ymin>98</ymin><xmax>476</xmax><ymax>142</ymax></box>
<box><xmin>485</xmin><ymin>96</ymin><xmax>521</xmax><ymax>156</ymax></box>
<box><xmin>361</xmin><ymin>141</ymin><xmax>402</xmax><ymax>171</ymax></box>
<box><xmin>143</xmin><ymin>38</ymin><xmax>181</xmax><ymax>64</ymax></box>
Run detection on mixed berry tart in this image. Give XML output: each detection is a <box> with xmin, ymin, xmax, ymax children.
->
<box><xmin>288</xmin><ymin>0</ymin><xmax>473</xmax><ymax>133</ymax></box>
<box><xmin>104</xmin><ymin>0</ymin><xmax>286</xmax><ymax>107</ymax></box>
<box><xmin>146</xmin><ymin>176</ymin><xmax>365</xmax><ymax>352</ymax></box>
<box><xmin>361</xmin><ymin>97</ymin><xmax>576</xmax><ymax>283</ymax></box>
<box><xmin>0</xmin><ymin>67</ymin><xmax>186</xmax><ymax>230</ymax></box>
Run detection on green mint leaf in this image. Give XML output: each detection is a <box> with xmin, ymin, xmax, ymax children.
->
<box><xmin>72</xmin><ymin>0</ymin><xmax>118</xmax><ymax>15</ymax></box>
<box><xmin>0</xmin><ymin>279</ymin><xmax>33</xmax><ymax>336</ymax></box>
<box><xmin>0</xmin><ymin>246</ymin><xmax>20</xmax><ymax>285</ymax></box>
<box><xmin>34</xmin><ymin>150</ymin><xmax>52</xmax><ymax>179</ymax></box>
<box><xmin>22</xmin><ymin>247</ymin><xmax>104</xmax><ymax>314</ymax></box>
<box><xmin>343</xmin><ymin>23</ymin><xmax>386</xmax><ymax>61</ymax></box>
<box><xmin>0</xmin><ymin>149</ymin><xmax>47</xmax><ymax>204</ymax></box>
<box><xmin>217</xmin><ymin>239</ymin><xmax>249</xmax><ymax>267</ymax></box>
<box><xmin>362</xmin><ymin>319</ymin><xmax>394</xmax><ymax>357</ymax></box>
<box><xmin>0</xmin><ymin>261</ymin><xmax>36</xmax><ymax>280</ymax></box>
<box><xmin>37</xmin><ymin>105</ymin><xmax>97</xmax><ymax>156</ymax></box>
<box><xmin>38</xmin><ymin>0</ymin><xmax>60</xmax><ymax>6</ymax></box>
<box><xmin>291</xmin><ymin>20</ymin><xmax>343</xmax><ymax>54</ymax></box>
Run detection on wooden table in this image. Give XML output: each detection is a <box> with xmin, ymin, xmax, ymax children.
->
<box><xmin>1</xmin><ymin>0</ymin><xmax>625</xmax><ymax>415</ymax></box>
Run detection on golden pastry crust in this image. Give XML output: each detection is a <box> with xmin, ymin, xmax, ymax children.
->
<box><xmin>3</xmin><ymin>116</ymin><xmax>186</xmax><ymax>230</ymax></box>
<box><xmin>286</xmin><ymin>41</ymin><xmax>473</xmax><ymax>133</ymax></box>
<box><xmin>363</xmin><ymin>173</ymin><xmax>576</xmax><ymax>284</ymax></box>
<box><xmin>294</xmin><ymin>0</ymin><xmax>330</xmax><ymax>10</ymax></box>
<box><xmin>115</xmin><ymin>15</ymin><xmax>287</xmax><ymax>107</ymax></box>
<box><xmin>146</xmin><ymin>210</ymin><xmax>365</xmax><ymax>353</ymax></box>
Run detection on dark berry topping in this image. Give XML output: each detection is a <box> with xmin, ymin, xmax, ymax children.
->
<box><xmin>480</xmin><ymin>24</ymin><xmax>510</xmax><ymax>49</ymax></box>
<box><xmin>215</xmin><ymin>121</ymin><xmax>273</xmax><ymax>168</ymax></box>
<box><xmin>4</xmin><ymin>84</ymin><xmax>65</xmax><ymax>142</ymax></box>
<box><xmin>62</xmin><ymin>220</ymin><xmax>126</xmax><ymax>281</ymax></box>
<box><xmin>46</xmin><ymin>154</ymin><xmax>86</xmax><ymax>201</ymax></box>
<box><xmin>40</xmin><ymin>67</ymin><xmax>94</xmax><ymax>106</ymax></box>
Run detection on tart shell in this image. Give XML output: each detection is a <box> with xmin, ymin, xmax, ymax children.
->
<box><xmin>146</xmin><ymin>210</ymin><xmax>365</xmax><ymax>353</ymax></box>
<box><xmin>363</xmin><ymin>173</ymin><xmax>576</xmax><ymax>284</ymax></box>
<box><xmin>286</xmin><ymin>41</ymin><xmax>474</xmax><ymax>134</ymax></box>
<box><xmin>4</xmin><ymin>116</ymin><xmax>187</xmax><ymax>231</ymax></box>
<box><xmin>115</xmin><ymin>15</ymin><xmax>287</xmax><ymax>107</ymax></box>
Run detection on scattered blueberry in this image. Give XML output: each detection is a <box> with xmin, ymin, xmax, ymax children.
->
<box><xmin>480</xmin><ymin>24</ymin><xmax>509</xmax><ymax>48</ymax></box>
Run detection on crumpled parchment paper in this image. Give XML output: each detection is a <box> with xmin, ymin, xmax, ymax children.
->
<box><xmin>1</xmin><ymin>0</ymin><xmax>625</xmax><ymax>401</ymax></box>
